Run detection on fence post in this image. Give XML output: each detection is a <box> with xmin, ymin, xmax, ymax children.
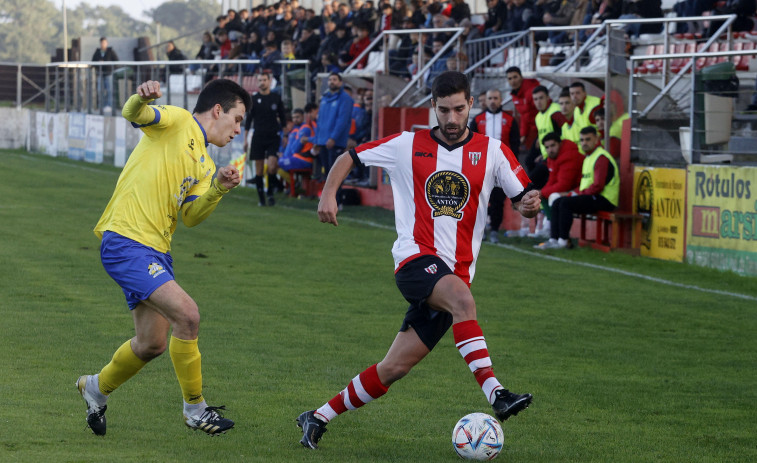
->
<box><xmin>689</xmin><ymin>58</ymin><xmax>697</xmax><ymax>164</ymax></box>
<box><xmin>628</xmin><ymin>66</ymin><xmax>636</xmax><ymax>161</ymax></box>
<box><xmin>166</xmin><ymin>65</ymin><xmax>172</xmax><ymax>105</ymax></box>
<box><xmin>662</xmin><ymin>21</ymin><xmax>670</xmax><ymax>87</ymax></box>
<box><xmin>529</xmin><ymin>31</ymin><xmax>536</xmax><ymax>72</ymax></box>
<box><xmin>16</xmin><ymin>64</ymin><xmax>22</xmax><ymax>109</ymax></box>
<box><xmin>305</xmin><ymin>62</ymin><xmax>310</xmax><ymax>103</ymax></box>
<box><xmin>45</xmin><ymin>66</ymin><xmax>50</xmax><ymax>112</ymax></box>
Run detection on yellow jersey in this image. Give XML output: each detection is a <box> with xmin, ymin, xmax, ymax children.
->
<box><xmin>94</xmin><ymin>95</ymin><xmax>219</xmax><ymax>253</ymax></box>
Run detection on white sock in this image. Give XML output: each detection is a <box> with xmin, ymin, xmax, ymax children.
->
<box><xmin>548</xmin><ymin>238</ymin><xmax>557</xmax><ymax>244</ymax></box>
<box><xmin>88</xmin><ymin>375</ymin><xmax>108</xmax><ymax>406</ymax></box>
<box><xmin>184</xmin><ymin>400</ymin><xmax>208</xmax><ymax>417</ymax></box>
<box><xmin>558</xmin><ymin>238</ymin><xmax>568</xmax><ymax>247</ymax></box>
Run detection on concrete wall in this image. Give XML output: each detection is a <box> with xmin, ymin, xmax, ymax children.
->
<box><xmin>0</xmin><ymin>108</ymin><xmax>30</xmax><ymax>149</ymax></box>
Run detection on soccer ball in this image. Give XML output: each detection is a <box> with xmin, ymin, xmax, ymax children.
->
<box><xmin>452</xmin><ymin>412</ymin><xmax>504</xmax><ymax>460</ymax></box>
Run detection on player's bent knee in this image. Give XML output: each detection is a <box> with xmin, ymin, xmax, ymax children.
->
<box><xmin>134</xmin><ymin>339</ymin><xmax>167</xmax><ymax>361</ymax></box>
<box><xmin>447</xmin><ymin>293</ymin><xmax>477</xmax><ymax>321</ymax></box>
<box><xmin>377</xmin><ymin>360</ymin><xmax>415</xmax><ymax>385</ymax></box>
<box><xmin>173</xmin><ymin>305</ymin><xmax>200</xmax><ymax>337</ymax></box>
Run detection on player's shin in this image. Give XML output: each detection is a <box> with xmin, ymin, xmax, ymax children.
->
<box><xmin>169</xmin><ymin>336</ymin><xmax>204</xmax><ymax>406</ymax></box>
<box><xmin>453</xmin><ymin>320</ymin><xmax>503</xmax><ymax>404</ymax></box>
<box><xmin>314</xmin><ymin>363</ymin><xmax>389</xmax><ymax>423</ymax></box>
<box><xmin>99</xmin><ymin>339</ymin><xmax>148</xmax><ymax>395</ymax></box>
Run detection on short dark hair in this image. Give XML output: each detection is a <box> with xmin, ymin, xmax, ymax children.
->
<box><xmin>580</xmin><ymin>126</ymin><xmax>598</xmax><ymax>136</ymax></box>
<box><xmin>595</xmin><ymin>107</ymin><xmax>605</xmax><ymax>119</ymax></box>
<box><xmin>532</xmin><ymin>85</ymin><xmax>549</xmax><ymax>97</ymax></box>
<box><xmin>505</xmin><ymin>66</ymin><xmax>522</xmax><ymax>76</ymax></box>
<box><xmin>304</xmin><ymin>102</ymin><xmax>318</xmax><ymax>112</ymax></box>
<box><xmin>569</xmin><ymin>82</ymin><xmax>586</xmax><ymax>91</ymax></box>
<box><xmin>329</xmin><ymin>72</ymin><xmax>342</xmax><ymax>81</ymax></box>
<box><xmin>259</xmin><ymin>70</ymin><xmax>273</xmax><ymax>80</ymax></box>
<box><xmin>558</xmin><ymin>88</ymin><xmax>571</xmax><ymax>99</ymax></box>
<box><xmin>292</xmin><ymin>108</ymin><xmax>304</xmax><ymax>115</ymax></box>
<box><xmin>541</xmin><ymin>132</ymin><xmax>561</xmax><ymax>145</ymax></box>
<box><xmin>431</xmin><ymin>71</ymin><xmax>470</xmax><ymax>102</ymax></box>
<box><xmin>193</xmin><ymin>78</ymin><xmax>251</xmax><ymax>114</ymax></box>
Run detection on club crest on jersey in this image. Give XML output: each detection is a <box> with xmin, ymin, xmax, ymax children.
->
<box><xmin>424</xmin><ymin>264</ymin><xmax>438</xmax><ymax>274</ymax></box>
<box><xmin>425</xmin><ymin>170</ymin><xmax>470</xmax><ymax>220</ymax></box>
<box><xmin>469</xmin><ymin>151</ymin><xmax>481</xmax><ymax>165</ymax></box>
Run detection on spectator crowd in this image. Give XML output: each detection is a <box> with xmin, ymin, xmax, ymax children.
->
<box><xmin>153</xmin><ymin>0</ymin><xmax>753</xmax><ymax>240</ymax></box>
<box><xmin>186</xmin><ymin>0</ymin><xmax>675</xmax><ymax>96</ymax></box>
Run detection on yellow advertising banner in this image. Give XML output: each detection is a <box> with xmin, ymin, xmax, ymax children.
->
<box><xmin>686</xmin><ymin>165</ymin><xmax>757</xmax><ymax>275</ymax></box>
<box><xmin>633</xmin><ymin>167</ymin><xmax>686</xmax><ymax>262</ymax></box>
<box><xmin>230</xmin><ymin>153</ymin><xmax>246</xmax><ymax>180</ymax></box>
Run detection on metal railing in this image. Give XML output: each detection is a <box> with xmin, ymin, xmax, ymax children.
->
<box><xmin>0</xmin><ymin>63</ymin><xmax>48</xmax><ymax>109</ymax></box>
<box><xmin>609</xmin><ymin>14</ymin><xmax>737</xmax><ymax>119</ymax></box>
<box><xmin>630</xmin><ymin>48</ymin><xmax>757</xmax><ymax>165</ymax></box>
<box><xmin>45</xmin><ymin>59</ymin><xmax>310</xmax><ymax>115</ymax></box>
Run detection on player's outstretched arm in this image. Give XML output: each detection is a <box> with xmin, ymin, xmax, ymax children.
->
<box><xmin>317</xmin><ymin>152</ymin><xmax>354</xmax><ymax>227</ymax></box>
<box><xmin>122</xmin><ymin>80</ymin><xmax>163</xmax><ymax>123</ymax></box>
<box><xmin>514</xmin><ymin>189</ymin><xmax>541</xmax><ymax>219</ymax></box>
<box><xmin>181</xmin><ymin>167</ymin><xmax>238</xmax><ymax>227</ymax></box>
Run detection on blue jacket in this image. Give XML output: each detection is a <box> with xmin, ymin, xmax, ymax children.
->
<box><xmin>315</xmin><ymin>88</ymin><xmax>354</xmax><ymax>148</ymax></box>
<box><xmin>352</xmin><ymin>104</ymin><xmax>370</xmax><ymax>144</ymax></box>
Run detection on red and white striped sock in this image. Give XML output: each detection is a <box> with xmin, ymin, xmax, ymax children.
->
<box><xmin>314</xmin><ymin>364</ymin><xmax>389</xmax><ymax>423</ymax></box>
<box><xmin>453</xmin><ymin>320</ymin><xmax>503</xmax><ymax>405</ymax></box>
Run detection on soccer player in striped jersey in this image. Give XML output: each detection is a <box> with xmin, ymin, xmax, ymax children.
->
<box><xmin>77</xmin><ymin>79</ymin><xmax>250</xmax><ymax>437</ymax></box>
<box><xmin>297</xmin><ymin>71</ymin><xmax>540</xmax><ymax>449</ymax></box>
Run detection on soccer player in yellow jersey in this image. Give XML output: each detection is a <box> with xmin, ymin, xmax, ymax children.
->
<box><xmin>76</xmin><ymin>79</ymin><xmax>250</xmax><ymax>436</ymax></box>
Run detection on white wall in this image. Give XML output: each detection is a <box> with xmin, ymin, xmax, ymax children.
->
<box><xmin>0</xmin><ymin>108</ymin><xmax>29</xmax><ymax>149</ymax></box>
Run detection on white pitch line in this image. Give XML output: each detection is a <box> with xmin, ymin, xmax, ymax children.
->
<box><xmin>13</xmin><ymin>151</ymin><xmax>753</xmax><ymax>303</ymax></box>
<box><xmin>493</xmin><ymin>242</ymin><xmax>757</xmax><ymax>302</ymax></box>
<box><xmin>232</xmin><ymin>195</ymin><xmax>757</xmax><ymax>303</ymax></box>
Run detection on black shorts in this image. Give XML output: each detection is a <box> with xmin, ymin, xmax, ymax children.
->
<box><xmin>395</xmin><ymin>254</ymin><xmax>454</xmax><ymax>351</ymax></box>
<box><xmin>249</xmin><ymin>133</ymin><xmax>279</xmax><ymax>161</ymax></box>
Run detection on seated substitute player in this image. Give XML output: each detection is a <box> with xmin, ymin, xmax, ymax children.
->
<box><xmin>279</xmin><ymin>103</ymin><xmax>318</xmax><ymax>173</ymax></box>
<box><xmin>535</xmin><ymin>132</ymin><xmax>584</xmax><ymax>233</ymax></box>
<box><xmin>297</xmin><ymin>71</ymin><xmax>540</xmax><ymax>449</ymax></box>
<box><xmin>535</xmin><ymin>126</ymin><xmax>619</xmax><ymax>250</ymax></box>
<box><xmin>76</xmin><ymin>79</ymin><xmax>250</xmax><ymax>436</ymax></box>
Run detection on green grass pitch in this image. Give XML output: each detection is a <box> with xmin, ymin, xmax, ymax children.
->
<box><xmin>1</xmin><ymin>149</ymin><xmax>756</xmax><ymax>462</ymax></box>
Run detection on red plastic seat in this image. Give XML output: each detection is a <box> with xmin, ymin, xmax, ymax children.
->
<box><xmin>715</xmin><ymin>41</ymin><xmax>730</xmax><ymax>63</ymax></box>
<box><xmin>695</xmin><ymin>42</ymin><xmax>710</xmax><ymax>69</ymax></box>
<box><xmin>670</xmin><ymin>42</ymin><xmax>686</xmax><ymax>73</ymax></box>
<box><xmin>734</xmin><ymin>40</ymin><xmax>755</xmax><ymax>70</ymax></box>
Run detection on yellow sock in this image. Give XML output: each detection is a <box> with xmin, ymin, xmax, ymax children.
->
<box><xmin>169</xmin><ymin>335</ymin><xmax>204</xmax><ymax>404</ymax></box>
<box><xmin>277</xmin><ymin>168</ymin><xmax>291</xmax><ymax>183</ymax></box>
<box><xmin>99</xmin><ymin>339</ymin><xmax>147</xmax><ymax>395</ymax></box>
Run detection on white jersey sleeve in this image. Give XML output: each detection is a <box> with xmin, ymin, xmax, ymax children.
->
<box><xmin>350</xmin><ymin>132</ymin><xmax>408</xmax><ymax>172</ymax></box>
<box><xmin>490</xmin><ymin>139</ymin><xmax>531</xmax><ymax>199</ymax></box>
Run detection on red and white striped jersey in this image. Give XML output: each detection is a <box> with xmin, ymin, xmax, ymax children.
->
<box><xmin>351</xmin><ymin>128</ymin><xmax>531</xmax><ymax>285</ymax></box>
